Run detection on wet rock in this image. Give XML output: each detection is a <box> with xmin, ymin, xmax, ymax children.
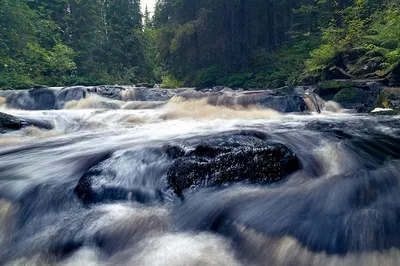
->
<box><xmin>163</xmin><ymin>145</ymin><xmax>186</xmax><ymax>159</ymax></box>
<box><xmin>0</xmin><ymin>112</ymin><xmax>54</xmax><ymax>132</ymax></box>
<box><xmin>256</xmin><ymin>94</ymin><xmax>307</xmax><ymax>112</ymax></box>
<box><xmin>167</xmin><ymin>132</ymin><xmax>300</xmax><ymax>195</ymax></box>
<box><xmin>0</xmin><ymin>112</ymin><xmax>24</xmax><ymax>133</ymax></box>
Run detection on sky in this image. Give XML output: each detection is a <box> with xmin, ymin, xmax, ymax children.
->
<box><xmin>141</xmin><ymin>0</ymin><xmax>157</xmax><ymax>14</ymax></box>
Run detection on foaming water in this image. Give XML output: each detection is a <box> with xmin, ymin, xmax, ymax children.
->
<box><xmin>64</xmin><ymin>95</ymin><xmax>123</xmax><ymax>110</ymax></box>
<box><xmin>323</xmin><ymin>101</ymin><xmax>343</xmax><ymax>112</ymax></box>
<box><xmin>122</xmin><ymin>101</ymin><xmax>166</xmax><ymax>110</ymax></box>
<box><xmin>162</xmin><ymin>97</ymin><xmax>282</xmax><ymax>120</ymax></box>
<box><xmin>1</xmin><ymin>101</ymin><xmax>400</xmax><ymax>265</ymax></box>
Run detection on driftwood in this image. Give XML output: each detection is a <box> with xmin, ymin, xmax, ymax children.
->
<box><xmin>329</xmin><ymin>66</ymin><xmax>356</xmax><ymax>79</ymax></box>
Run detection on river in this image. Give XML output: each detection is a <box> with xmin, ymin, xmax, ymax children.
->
<box><xmin>0</xmin><ymin>88</ymin><xmax>400</xmax><ymax>265</ymax></box>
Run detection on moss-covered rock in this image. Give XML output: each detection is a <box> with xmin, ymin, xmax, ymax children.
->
<box><xmin>318</xmin><ymin>80</ymin><xmax>357</xmax><ymax>90</ymax></box>
<box><xmin>378</xmin><ymin>88</ymin><xmax>400</xmax><ymax>110</ymax></box>
<box><xmin>333</xmin><ymin>87</ymin><xmax>380</xmax><ymax>113</ymax></box>
<box><xmin>333</xmin><ymin>87</ymin><xmax>360</xmax><ymax>102</ymax></box>
<box><xmin>316</xmin><ymin>80</ymin><xmax>358</xmax><ymax>100</ymax></box>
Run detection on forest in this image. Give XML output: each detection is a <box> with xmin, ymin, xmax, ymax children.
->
<box><xmin>1</xmin><ymin>0</ymin><xmax>400</xmax><ymax>89</ymax></box>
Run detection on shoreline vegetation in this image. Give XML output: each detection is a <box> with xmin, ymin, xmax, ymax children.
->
<box><xmin>1</xmin><ymin>1</ymin><xmax>400</xmax><ymax>90</ymax></box>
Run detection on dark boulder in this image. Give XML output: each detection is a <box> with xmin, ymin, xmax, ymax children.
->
<box><xmin>167</xmin><ymin>132</ymin><xmax>300</xmax><ymax>196</ymax></box>
<box><xmin>0</xmin><ymin>112</ymin><xmax>24</xmax><ymax>133</ymax></box>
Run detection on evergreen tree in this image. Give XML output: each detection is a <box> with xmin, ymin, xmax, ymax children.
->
<box><xmin>1</xmin><ymin>0</ymin><xmax>400</xmax><ymax>88</ymax></box>
<box><xmin>67</xmin><ymin>0</ymin><xmax>107</xmax><ymax>83</ymax></box>
<box><xmin>104</xmin><ymin>0</ymin><xmax>153</xmax><ymax>82</ymax></box>
<box><xmin>144</xmin><ymin>5</ymin><xmax>152</xmax><ymax>28</ymax></box>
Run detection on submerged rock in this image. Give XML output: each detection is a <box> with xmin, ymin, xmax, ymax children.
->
<box><xmin>167</xmin><ymin>132</ymin><xmax>300</xmax><ymax>195</ymax></box>
<box><xmin>56</xmin><ymin>86</ymin><xmax>87</xmax><ymax>109</ymax></box>
<box><xmin>6</xmin><ymin>87</ymin><xmax>88</xmax><ymax>110</ymax></box>
<box><xmin>176</xmin><ymin>90</ymin><xmax>308</xmax><ymax>113</ymax></box>
<box><xmin>74</xmin><ymin>149</ymin><xmax>171</xmax><ymax>205</ymax></box>
<box><xmin>0</xmin><ymin>112</ymin><xmax>24</xmax><ymax>133</ymax></box>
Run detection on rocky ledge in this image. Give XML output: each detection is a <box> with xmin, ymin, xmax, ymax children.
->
<box><xmin>3</xmin><ymin>81</ymin><xmax>400</xmax><ymax>113</ymax></box>
<box><xmin>0</xmin><ymin>85</ymin><xmax>314</xmax><ymax>113</ymax></box>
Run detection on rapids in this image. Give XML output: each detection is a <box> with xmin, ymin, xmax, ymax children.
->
<box><xmin>1</xmin><ymin>89</ymin><xmax>400</xmax><ymax>265</ymax></box>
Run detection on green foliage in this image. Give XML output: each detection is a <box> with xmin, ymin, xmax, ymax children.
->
<box><xmin>191</xmin><ymin>65</ymin><xmax>228</xmax><ymax>88</ymax></box>
<box><xmin>226</xmin><ymin>73</ymin><xmax>254</xmax><ymax>88</ymax></box>
<box><xmin>305</xmin><ymin>27</ymin><xmax>347</xmax><ymax>75</ymax></box>
<box><xmin>2</xmin><ymin>0</ymin><xmax>400</xmax><ymax>89</ymax></box>
<box><xmin>161</xmin><ymin>73</ymin><xmax>184</xmax><ymax>88</ymax></box>
<box><xmin>0</xmin><ymin>0</ymin><xmax>154</xmax><ymax>89</ymax></box>
<box><xmin>305</xmin><ymin>1</ymin><xmax>400</xmax><ymax>81</ymax></box>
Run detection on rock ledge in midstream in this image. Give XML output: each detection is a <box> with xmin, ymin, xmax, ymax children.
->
<box><xmin>167</xmin><ymin>131</ymin><xmax>301</xmax><ymax>196</ymax></box>
<box><xmin>0</xmin><ymin>112</ymin><xmax>24</xmax><ymax>133</ymax></box>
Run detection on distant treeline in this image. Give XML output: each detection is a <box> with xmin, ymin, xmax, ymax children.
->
<box><xmin>1</xmin><ymin>0</ymin><xmax>400</xmax><ymax>89</ymax></box>
<box><xmin>1</xmin><ymin>0</ymin><xmax>154</xmax><ymax>89</ymax></box>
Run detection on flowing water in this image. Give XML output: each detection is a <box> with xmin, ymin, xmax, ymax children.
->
<box><xmin>1</xmin><ymin>95</ymin><xmax>400</xmax><ymax>266</ymax></box>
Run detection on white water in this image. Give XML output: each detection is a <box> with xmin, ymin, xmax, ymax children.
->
<box><xmin>1</xmin><ymin>98</ymin><xmax>400</xmax><ymax>265</ymax></box>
